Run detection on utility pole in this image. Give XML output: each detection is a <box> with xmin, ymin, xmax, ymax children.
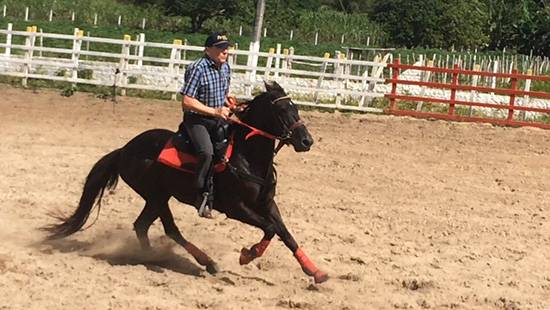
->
<box><xmin>248</xmin><ymin>0</ymin><xmax>265</xmax><ymax>85</ymax></box>
<box><xmin>252</xmin><ymin>0</ymin><xmax>265</xmax><ymax>45</ymax></box>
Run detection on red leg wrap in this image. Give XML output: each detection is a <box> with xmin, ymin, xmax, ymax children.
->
<box><xmin>294</xmin><ymin>248</ymin><xmax>318</xmax><ymax>276</ymax></box>
<box><xmin>254</xmin><ymin>239</ymin><xmax>271</xmax><ymax>256</ymax></box>
<box><xmin>294</xmin><ymin>248</ymin><xmax>329</xmax><ymax>284</ymax></box>
<box><xmin>184</xmin><ymin>242</ymin><xmax>212</xmax><ymax>266</ymax></box>
<box><xmin>239</xmin><ymin>239</ymin><xmax>271</xmax><ymax>265</ymax></box>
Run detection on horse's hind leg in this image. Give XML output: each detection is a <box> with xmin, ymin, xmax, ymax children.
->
<box><xmin>156</xmin><ymin>201</ymin><xmax>220</xmax><ymax>274</ymax></box>
<box><xmin>133</xmin><ymin>202</ymin><xmax>159</xmax><ymax>251</ymax></box>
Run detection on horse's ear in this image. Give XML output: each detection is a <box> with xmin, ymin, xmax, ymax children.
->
<box><xmin>264</xmin><ymin>80</ymin><xmax>284</xmax><ymax>93</ymax></box>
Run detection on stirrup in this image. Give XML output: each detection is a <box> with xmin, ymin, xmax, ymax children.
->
<box><xmin>197</xmin><ymin>192</ymin><xmax>213</xmax><ymax>218</ymax></box>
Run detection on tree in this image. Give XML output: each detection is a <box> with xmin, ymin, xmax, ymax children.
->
<box><xmin>484</xmin><ymin>0</ymin><xmax>549</xmax><ymax>56</ymax></box>
<box><xmin>319</xmin><ymin>0</ymin><xmax>375</xmax><ymax>13</ymax></box>
<box><xmin>164</xmin><ymin>0</ymin><xmax>237</xmax><ymax>32</ymax></box>
<box><xmin>439</xmin><ymin>1</ymin><xmax>489</xmax><ymax>49</ymax></box>
<box><xmin>369</xmin><ymin>0</ymin><xmax>488</xmax><ymax>49</ymax></box>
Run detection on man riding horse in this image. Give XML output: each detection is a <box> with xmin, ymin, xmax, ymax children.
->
<box><xmin>180</xmin><ymin>32</ymin><xmax>233</xmax><ymax>218</ymax></box>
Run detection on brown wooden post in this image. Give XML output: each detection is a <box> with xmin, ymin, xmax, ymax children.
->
<box><xmin>389</xmin><ymin>59</ymin><xmax>400</xmax><ymax>111</ymax></box>
<box><xmin>449</xmin><ymin>63</ymin><xmax>459</xmax><ymax>115</ymax></box>
<box><xmin>507</xmin><ymin>69</ymin><xmax>518</xmax><ymax>123</ymax></box>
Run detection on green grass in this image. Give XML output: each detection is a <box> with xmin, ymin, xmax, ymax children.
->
<box><xmin>532</xmin><ymin>72</ymin><xmax>550</xmax><ymax>92</ymax></box>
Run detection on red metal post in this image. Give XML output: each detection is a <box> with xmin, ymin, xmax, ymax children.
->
<box><xmin>449</xmin><ymin>63</ymin><xmax>459</xmax><ymax>115</ymax></box>
<box><xmin>389</xmin><ymin>59</ymin><xmax>400</xmax><ymax>111</ymax></box>
<box><xmin>507</xmin><ymin>69</ymin><xmax>518</xmax><ymax>123</ymax></box>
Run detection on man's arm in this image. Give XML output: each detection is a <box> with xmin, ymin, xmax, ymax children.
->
<box><xmin>182</xmin><ymin>95</ymin><xmax>229</xmax><ymax>119</ymax></box>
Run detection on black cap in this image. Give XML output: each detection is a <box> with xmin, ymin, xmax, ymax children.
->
<box><xmin>204</xmin><ymin>32</ymin><xmax>232</xmax><ymax>49</ymax></box>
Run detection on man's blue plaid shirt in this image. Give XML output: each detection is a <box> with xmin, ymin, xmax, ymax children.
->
<box><xmin>180</xmin><ymin>56</ymin><xmax>231</xmax><ymax>110</ymax></box>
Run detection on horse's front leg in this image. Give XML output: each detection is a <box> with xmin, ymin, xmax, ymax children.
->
<box><xmin>266</xmin><ymin>200</ymin><xmax>329</xmax><ymax>284</ymax></box>
<box><xmin>239</xmin><ymin>231</ymin><xmax>274</xmax><ymax>265</ymax></box>
<box><xmin>223</xmin><ymin>203</ymin><xmax>276</xmax><ymax>264</ymax></box>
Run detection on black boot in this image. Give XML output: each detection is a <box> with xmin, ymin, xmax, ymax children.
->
<box><xmin>197</xmin><ymin>175</ymin><xmax>214</xmax><ymax>218</ymax></box>
<box><xmin>195</xmin><ymin>154</ymin><xmax>214</xmax><ymax>218</ymax></box>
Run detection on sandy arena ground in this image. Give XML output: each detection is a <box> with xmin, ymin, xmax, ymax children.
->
<box><xmin>0</xmin><ymin>86</ymin><xmax>549</xmax><ymax>310</ymax></box>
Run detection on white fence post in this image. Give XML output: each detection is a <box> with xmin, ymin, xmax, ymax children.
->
<box><xmin>118</xmin><ymin>15</ymin><xmax>122</xmax><ymax>26</ymax></box>
<box><xmin>491</xmin><ymin>60</ymin><xmax>498</xmax><ymax>89</ymax></box>
<box><xmin>314</xmin><ymin>32</ymin><xmax>318</xmax><ymax>45</ymax></box>
<box><xmin>94</xmin><ymin>13</ymin><xmax>98</xmax><ymax>26</ymax></box>
<box><xmin>5</xmin><ymin>23</ymin><xmax>13</xmax><ymax>57</ymax></box>
<box><xmin>334</xmin><ymin>52</ymin><xmax>344</xmax><ymax>108</ymax></box>
<box><xmin>137</xmin><ymin>33</ymin><xmax>145</xmax><ymax>68</ymax></box>
<box><xmin>169</xmin><ymin>39</ymin><xmax>182</xmax><ymax>100</ymax></box>
<box><xmin>2</xmin><ymin>5</ymin><xmax>6</xmax><ymax>17</ymax></box>
<box><xmin>228</xmin><ymin>44</ymin><xmax>237</xmax><ymax>66</ymax></box>
<box><xmin>141</xmin><ymin>18</ymin><xmax>146</xmax><ymax>30</ymax></box>
<box><xmin>119</xmin><ymin>34</ymin><xmax>131</xmax><ymax>96</ymax></box>
<box><xmin>71</xmin><ymin>28</ymin><xmax>83</xmax><ymax>86</ymax></box>
<box><xmin>39</xmin><ymin>29</ymin><xmax>43</xmax><ymax>58</ymax></box>
<box><xmin>360</xmin><ymin>53</ymin><xmax>390</xmax><ymax>107</ymax></box>
<box><xmin>314</xmin><ymin>52</ymin><xmax>330</xmax><ymax>104</ymax></box>
<box><xmin>274</xmin><ymin>43</ymin><xmax>281</xmax><ymax>79</ymax></box>
<box><xmin>281</xmin><ymin>48</ymin><xmax>288</xmax><ymax>77</ymax></box>
<box><xmin>182</xmin><ymin>39</ymin><xmax>188</xmax><ymax>61</ymax></box>
<box><xmin>71</xmin><ymin>11</ymin><xmax>75</xmax><ymax>22</ymax></box>
<box><xmin>22</xmin><ymin>26</ymin><xmax>36</xmax><ymax>87</ymax></box>
<box><xmin>287</xmin><ymin>47</ymin><xmax>294</xmax><ymax>76</ymax></box>
<box><xmin>85</xmin><ymin>31</ymin><xmax>90</xmax><ymax>61</ymax></box>
<box><xmin>491</xmin><ymin>60</ymin><xmax>499</xmax><ymax>97</ymax></box>
<box><xmin>25</xmin><ymin>7</ymin><xmax>29</xmax><ymax>21</ymax></box>
<box><xmin>289</xmin><ymin>30</ymin><xmax>293</xmax><ymax>41</ymax></box>
<box><xmin>246</xmin><ymin>41</ymin><xmax>260</xmax><ymax>96</ymax></box>
<box><xmin>264</xmin><ymin>47</ymin><xmax>274</xmax><ymax>80</ymax></box>
<box><xmin>416</xmin><ymin>59</ymin><xmax>433</xmax><ymax>111</ymax></box>
<box><xmin>48</xmin><ymin>9</ymin><xmax>53</xmax><ymax>22</ymax></box>
<box><xmin>469</xmin><ymin>64</ymin><xmax>481</xmax><ymax>116</ymax></box>
<box><xmin>520</xmin><ymin>69</ymin><xmax>533</xmax><ymax>120</ymax></box>
<box><xmin>359</xmin><ymin>66</ymin><xmax>371</xmax><ymax>107</ymax></box>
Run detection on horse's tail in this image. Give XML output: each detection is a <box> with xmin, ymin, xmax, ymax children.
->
<box><xmin>44</xmin><ymin>148</ymin><xmax>121</xmax><ymax>240</ymax></box>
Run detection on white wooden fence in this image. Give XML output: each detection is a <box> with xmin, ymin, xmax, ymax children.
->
<box><xmin>0</xmin><ymin>24</ymin><xmax>389</xmax><ymax>112</ymax></box>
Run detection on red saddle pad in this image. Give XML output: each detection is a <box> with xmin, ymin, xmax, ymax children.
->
<box><xmin>157</xmin><ymin>137</ymin><xmax>233</xmax><ymax>174</ymax></box>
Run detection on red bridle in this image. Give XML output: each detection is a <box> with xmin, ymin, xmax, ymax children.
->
<box><xmin>227</xmin><ymin>95</ymin><xmax>305</xmax><ymax>153</ymax></box>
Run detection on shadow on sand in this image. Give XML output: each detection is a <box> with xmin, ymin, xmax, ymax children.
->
<box><xmin>37</xmin><ymin>233</ymin><xmax>205</xmax><ymax>277</ymax></box>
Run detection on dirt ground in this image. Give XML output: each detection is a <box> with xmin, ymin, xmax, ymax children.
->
<box><xmin>0</xmin><ymin>86</ymin><xmax>549</xmax><ymax>310</ymax></box>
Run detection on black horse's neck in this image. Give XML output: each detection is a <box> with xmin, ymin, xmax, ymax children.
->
<box><xmin>230</xmin><ymin>92</ymin><xmax>277</xmax><ymax>181</ymax></box>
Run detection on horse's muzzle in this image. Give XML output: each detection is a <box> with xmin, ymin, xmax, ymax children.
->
<box><xmin>292</xmin><ymin>134</ymin><xmax>313</xmax><ymax>152</ymax></box>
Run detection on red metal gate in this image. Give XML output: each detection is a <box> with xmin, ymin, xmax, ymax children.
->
<box><xmin>385</xmin><ymin>59</ymin><xmax>550</xmax><ymax>129</ymax></box>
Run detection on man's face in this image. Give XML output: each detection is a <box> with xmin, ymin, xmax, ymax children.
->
<box><xmin>206</xmin><ymin>46</ymin><xmax>229</xmax><ymax>66</ymax></box>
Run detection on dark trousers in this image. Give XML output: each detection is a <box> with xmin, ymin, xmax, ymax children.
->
<box><xmin>183</xmin><ymin>112</ymin><xmax>219</xmax><ymax>191</ymax></box>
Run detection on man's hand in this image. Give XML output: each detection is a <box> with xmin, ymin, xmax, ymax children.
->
<box><xmin>226</xmin><ymin>96</ymin><xmax>237</xmax><ymax>108</ymax></box>
<box><xmin>214</xmin><ymin>106</ymin><xmax>231</xmax><ymax>119</ymax></box>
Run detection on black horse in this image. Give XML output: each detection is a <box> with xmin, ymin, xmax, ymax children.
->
<box><xmin>44</xmin><ymin>81</ymin><xmax>328</xmax><ymax>284</ymax></box>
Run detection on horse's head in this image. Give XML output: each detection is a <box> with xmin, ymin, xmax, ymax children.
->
<box><xmin>258</xmin><ymin>81</ymin><xmax>313</xmax><ymax>152</ymax></box>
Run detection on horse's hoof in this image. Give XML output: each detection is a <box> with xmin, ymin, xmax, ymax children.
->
<box><xmin>313</xmin><ymin>270</ymin><xmax>329</xmax><ymax>284</ymax></box>
<box><xmin>206</xmin><ymin>262</ymin><xmax>221</xmax><ymax>275</ymax></box>
<box><xmin>239</xmin><ymin>247</ymin><xmax>255</xmax><ymax>265</ymax></box>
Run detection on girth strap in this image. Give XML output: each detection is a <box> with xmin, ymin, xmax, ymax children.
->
<box><xmin>226</xmin><ymin>163</ymin><xmax>266</xmax><ymax>186</ymax></box>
